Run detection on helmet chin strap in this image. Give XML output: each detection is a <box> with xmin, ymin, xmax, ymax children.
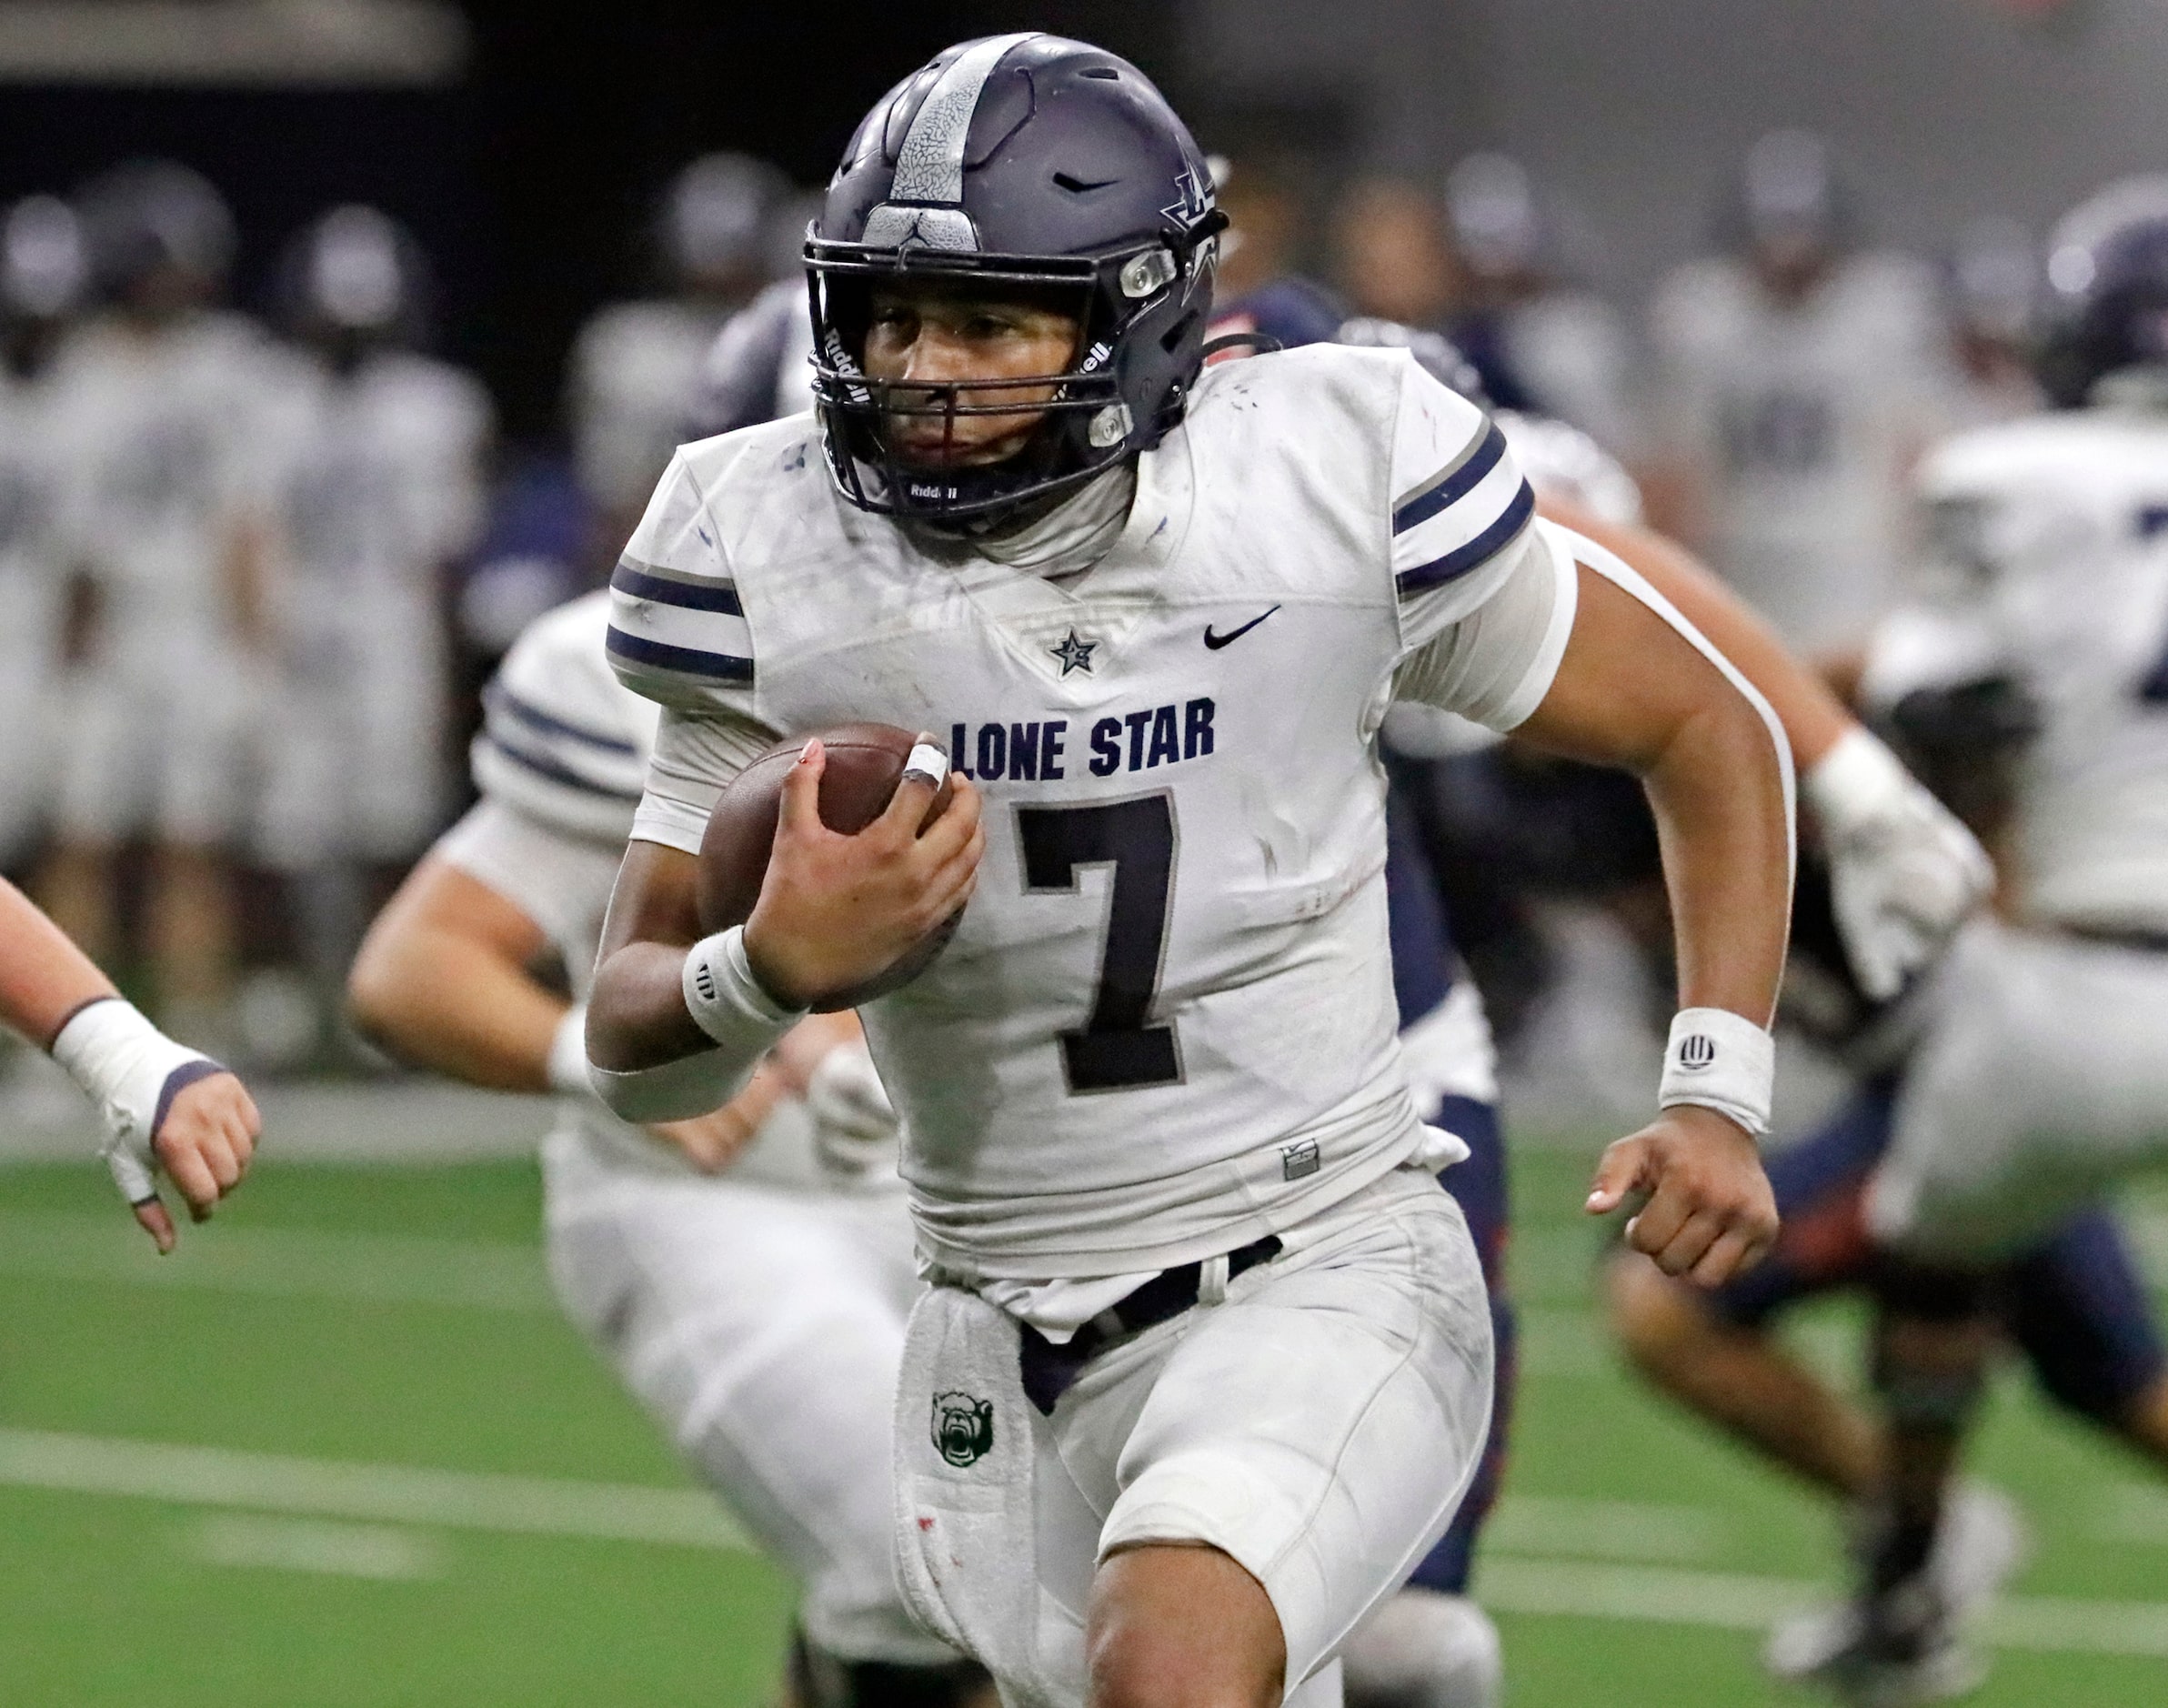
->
<box><xmin>964</xmin><ymin>461</ymin><xmax>1137</xmax><ymax>578</ymax></box>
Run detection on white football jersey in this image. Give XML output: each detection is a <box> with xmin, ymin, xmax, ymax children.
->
<box><xmin>1651</xmin><ymin>252</ymin><xmax>1957</xmax><ymax>656</ymax></box>
<box><xmin>1862</xmin><ymin>404</ymin><xmax>2168</xmax><ymax>934</ymax></box>
<box><xmin>444</xmin><ymin>589</ymin><xmax>832</xmax><ymax>1190</ymax></box>
<box><xmin>567</xmin><ymin>298</ymin><xmax>733</xmax><ymax>516</ymax></box>
<box><xmin>0</xmin><ymin>362</ymin><xmax>65</xmax><ymax>640</ymax></box>
<box><xmin>607</xmin><ymin>345</ymin><xmax>1572</xmax><ymax>1281</ymax></box>
<box><xmin>257</xmin><ymin>347</ymin><xmax>491</xmax><ymax>620</ymax></box>
<box><xmin>45</xmin><ymin>312</ymin><xmax>277</xmax><ymax>635</ymax></box>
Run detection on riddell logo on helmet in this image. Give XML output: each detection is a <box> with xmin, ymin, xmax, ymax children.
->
<box><xmin>1679</xmin><ymin>1034</ymin><xmax>1717</xmax><ymax>1070</ymax></box>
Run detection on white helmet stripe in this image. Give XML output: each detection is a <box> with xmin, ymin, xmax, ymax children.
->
<box><xmin>889</xmin><ymin>32</ymin><xmax>1039</xmax><ymax>206</ymax></box>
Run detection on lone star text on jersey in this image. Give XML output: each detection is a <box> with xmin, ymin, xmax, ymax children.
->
<box><xmin>950</xmin><ymin>698</ymin><xmax>1215</xmax><ymax>781</ymax></box>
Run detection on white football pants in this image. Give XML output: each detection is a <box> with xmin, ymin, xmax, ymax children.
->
<box><xmin>541</xmin><ymin>1132</ymin><xmax>956</xmax><ymax>1665</ymax></box>
<box><xmin>894</xmin><ymin>1165</ymin><xmax>1495</xmax><ymax>1708</ymax></box>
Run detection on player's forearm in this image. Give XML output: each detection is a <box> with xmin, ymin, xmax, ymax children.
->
<box><xmin>1642</xmin><ymin>699</ymin><xmax>1792</xmax><ymax>1027</ymax></box>
<box><xmin>348</xmin><ymin>921</ymin><xmax>563</xmax><ymax>1094</ymax></box>
<box><xmin>0</xmin><ymin>879</ymin><xmax>118</xmax><ymax>1048</ymax></box>
<box><xmin>1539</xmin><ymin>497</ymin><xmax>1853</xmax><ymax>769</ymax></box>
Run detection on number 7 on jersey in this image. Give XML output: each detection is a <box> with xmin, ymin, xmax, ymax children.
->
<box><xmin>1017</xmin><ymin>795</ymin><xmax>1183</xmax><ymax>1093</ymax></box>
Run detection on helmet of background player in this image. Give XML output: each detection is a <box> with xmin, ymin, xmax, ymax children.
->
<box><xmin>808</xmin><ymin>33</ymin><xmax>1226</xmax><ymax>527</ymax></box>
<box><xmin>1445</xmin><ymin>153</ymin><xmax>1543</xmax><ymax>292</ymax></box>
<box><xmin>1949</xmin><ymin>216</ymin><xmax>2037</xmax><ymax>347</ymax></box>
<box><xmin>75</xmin><ymin>159</ymin><xmax>235</xmax><ymax>317</ymax></box>
<box><xmin>1731</xmin><ymin>129</ymin><xmax>1842</xmax><ymax>293</ymax></box>
<box><xmin>2036</xmin><ymin>176</ymin><xmax>2168</xmax><ymax>408</ymax></box>
<box><xmin>276</xmin><ymin>205</ymin><xmax>433</xmax><ymax>358</ymax></box>
<box><xmin>2</xmin><ymin>196</ymin><xmax>86</xmax><ymax>324</ymax></box>
<box><xmin>662</xmin><ymin>153</ymin><xmax>792</xmax><ymax>298</ymax></box>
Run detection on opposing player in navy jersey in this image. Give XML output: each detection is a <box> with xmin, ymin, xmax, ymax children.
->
<box><xmin>587</xmin><ymin>36</ymin><xmax>1795</xmax><ymax>1708</ymax></box>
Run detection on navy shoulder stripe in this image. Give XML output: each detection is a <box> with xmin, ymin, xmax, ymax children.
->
<box><xmin>1395</xmin><ymin>479</ymin><xmax>1535</xmax><ymax>597</ymax></box>
<box><xmin>480</xmin><ymin>732</ymin><xmax>647</xmax><ymax>803</ymax></box>
<box><xmin>610</xmin><ymin>556</ymin><xmax>743</xmax><ymax>616</ymax></box>
<box><xmin>485</xmin><ymin>683</ymin><xmax>638</xmax><ymax>757</ymax></box>
<box><xmin>607</xmin><ymin>624</ymin><xmax>755</xmax><ymax>686</ymax></box>
<box><xmin>1392</xmin><ymin>421</ymin><xmax>1509</xmax><ymax>537</ymax></box>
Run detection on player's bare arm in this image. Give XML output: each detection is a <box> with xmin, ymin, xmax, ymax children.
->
<box><xmin>1513</xmin><ymin>557</ymin><xmax>1787</xmax><ymax>1285</ymax></box>
<box><xmin>0</xmin><ymin>876</ymin><xmax>258</xmax><ymax>1251</ymax></box>
<box><xmin>351</xmin><ymin>852</ymin><xmax>800</xmax><ymax>1173</ymax></box>
<box><xmin>1542</xmin><ymin>495</ymin><xmax>1991</xmax><ymax>1000</ymax></box>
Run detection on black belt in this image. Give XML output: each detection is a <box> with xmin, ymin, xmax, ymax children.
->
<box><xmin>1017</xmin><ymin>1234</ymin><xmax>1282</xmax><ymax>1416</ymax></box>
<box><xmin>2058</xmin><ymin>922</ymin><xmax>2168</xmax><ymax>955</ymax></box>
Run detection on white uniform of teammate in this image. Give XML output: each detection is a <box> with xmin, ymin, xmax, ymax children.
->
<box><xmin>567</xmin><ymin>298</ymin><xmax>736</xmax><ymax>520</ymax></box>
<box><xmin>433</xmin><ymin>589</ymin><xmax>954</xmax><ymax>1668</ymax></box>
<box><xmin>1651</xmin><ymin>252</ymin><xmax>1955</xmax><ymax>658</ymax></box>
<box><xmin>1863</xmin><ymin>399</ymin><xmax>2168</xmax><ymax>1257</ymax></box>
<box><xmin>44</xmin><ymin>311</ymin><xmax>276</xmax><ymax>848</ymax></box>
<box><xmin>607</xmin><ymin>345</ymin><xmax>1589</xmax><ymax>1701</ymax></box>
<box><xmin>0</xmin><ymin>358</ymin><xmax>65</xmax><ymax>859</ymax></box>
<box><xmin>255</xmin><ymin>347</ymin><xmax>491</xmax><ymax>868</ymax></box>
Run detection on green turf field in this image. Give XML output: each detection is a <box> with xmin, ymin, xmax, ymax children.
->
<box><xmin>2</xmin><ymin>1141</ymin><xmax>2163</xmax><ymax>1705</ymax></box>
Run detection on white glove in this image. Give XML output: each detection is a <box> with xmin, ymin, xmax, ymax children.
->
<box><xmin>1804</xmin><ymin>728</ymin><xmax>1994</xmax><ymax>1000</ymax></box>
<box><xmin>803</xmin><ymin>1041</ymin><xmax>899</xmax><ymax>1181</ymax></box>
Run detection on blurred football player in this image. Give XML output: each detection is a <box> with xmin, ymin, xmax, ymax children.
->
<box><xmin>0</xmin><ymin>195</ymin><xmax>85</xmax><ymax>870</ymax></box>
<box><xmin>1334</xmin><ymin>176</ymin><xmax>1460</xmax><ymax>339</ymax></box>
<box><xmin>1751</xmin><ymin>175</ymin><xmax>2168</xmax><ymax>1705</ymax></box>
<box><xmin>34</xmin><ymin>161</ymin><xmax>279</xmax><ymax>1044</ymax></box>
<box><xmin>348</xmin><ymin>591</ymin><xmax>991</xmax><ymax>1708</ymax></box>
<box><xmin>585</xmin><ymin>34</ymin><xmax>1796</xmax><ymax>1708</ymax></box>
<box><xmin>2</xmin><ymin>875</ymin><xmax>259</xmax><ymax>1249</ymax></box>
<box><xmin>567</xmin><ymin>152</ymin><xmax>792</xmax><ymax>540</ymax></box>
<box><xmin>1645</xmin><ymin>130</ymin><xmax>1959</xmax><ymax>671</ymax></box>
<box><xmin>1942</xmin><ymin>216</ymin><xmax>2043</xmax><ymax>428</ymax></box>
<box><xmin>1439</xmin><ymin>153</ymin><xmax>1638</xmax><ymax>457</ymax></box>
<box><xmin>255</xmin><ymin>206</ymin><xmax>491</xmax><ymax>1050</ymax></box>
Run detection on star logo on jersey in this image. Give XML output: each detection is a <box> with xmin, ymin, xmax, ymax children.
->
<box><xmin>1049</xmin><ymin>629</ymin><xmax>1098</xmax><ymax>676</ymax></box>
<box><xmin>1161</xmin><ymin>167</ymin><xmax>1215</xmax><ymax>235</ymax></box>
<box><xmin>931</xmin><ymin>1392</ymin><xmax>994</xmax><ymax>1467</ymax></box>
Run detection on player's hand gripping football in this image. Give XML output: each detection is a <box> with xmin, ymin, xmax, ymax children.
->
<box><xmin>125</xmin><ymin>1070</ymin><xmax>262</xmax><ymax>1253</ymax></box>
<box><xmin>1584</xmin><ymin>1104</ymin><xmax>1778</xmax><ymax>1287</ymax></box>
<box><xmin>742</xmin><ymin>737</ymin><xmax>984</xmax><ymax>1010</ymax></box>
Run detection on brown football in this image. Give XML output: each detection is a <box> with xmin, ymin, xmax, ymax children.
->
<box><xmin>696</xmin><ymin>722</ymin><xmax>962</xmax><ymax>1012</ymax></box>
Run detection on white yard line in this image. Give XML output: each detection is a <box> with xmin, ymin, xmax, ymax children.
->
<box><xmin>0</xmin><ymin>1212</ymin><xmax>555</xmax><ymax>1313</ymax></box>
<box><xmin>187</xmin><ymin>1513</ymin><xmax>447</xmax><ymax>1581</ymax></box>
<box><xmin>9</xmin><ymin>1426</ymin><xmax>2168</xmax><ymax>1657</ymax></box>
<box><xmin>1478</xmin><ymin>1557</ymin><xmax>2168</xmax><ymax>1659</ymax></box>
<box><xmin>0</xmin><ymin>1427</ymin><xmax>750</xmax><ymax>1552</ymax></box>
<box><xmin>1486</xmin><ymin>1494</ymin><xmax>1724</xmax><ymax>1564</ymax></box>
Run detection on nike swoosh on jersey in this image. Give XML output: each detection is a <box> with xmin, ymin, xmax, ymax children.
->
<box><xmin>1203</xmin><ymin>606</ymin><xmax>1281</xmax><ymax>649</ymax></box>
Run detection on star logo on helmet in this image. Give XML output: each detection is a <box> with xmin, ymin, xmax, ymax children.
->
<box><xmin>1162</xmin><ymin>168</ymin><xmax>1214</xmax><ymax>234</ymax></box>
<box><xmin>1049</xmin><ymin>630</ymin><xmax>1098</xmax><ymax>676</ymax></box>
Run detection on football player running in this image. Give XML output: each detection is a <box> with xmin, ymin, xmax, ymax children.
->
<box><xmin>1</xmin><ymin>877</ymin><xmax>259</xmax><ymax>1249</ymax></box>
<box><xmin>587</xmin><ymin>35</ymin><xmax>1792</xmax><ymax>1708</ymax></box>
<box><xmin>347</xmin><ymin>591</ymin><xmax>992</xmax><ymax>1708</ymax></box>
<box><xmin>1751</xmin><ymin>176</ymin><xmax>2168</xmax><ymax>1705</ymax></box>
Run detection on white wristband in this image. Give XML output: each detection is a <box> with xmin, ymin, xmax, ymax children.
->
<box><xmin>1802</xmin><ymin>727</ymin><xmax>1908</xmax><ymax>839</ymax></box>
<box><xmin>682</xmin><ymin>925</ymin><xmax>804</xmax><ymax>1044</ymax></box>
<box><xmin>1658</xmin><ymin>1008</ymin><xmax>1775</xmax><ymax>1137</ymax></box>
<box><xmin>547</xmin><ymin>1005</ymin><xmax>596</xmax><ymax>1100</ymax></box>
<box><xmin>49</xmin><ymin>997</ymin><xmax>223</xmax><ymax>1204</ymax></box>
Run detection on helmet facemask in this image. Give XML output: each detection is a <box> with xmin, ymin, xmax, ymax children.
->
<box><xmin>808</xmin><ymin>227</ymin><xmax>1219</xmax><ymax>530</ymax></box>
